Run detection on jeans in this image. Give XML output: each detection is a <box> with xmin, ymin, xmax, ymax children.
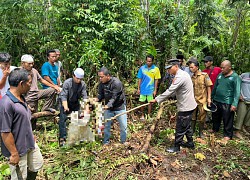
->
<box><xmin>103</xmin><ymin>107</ymin><xmax>127</xmax><ymax>144</ymax></box>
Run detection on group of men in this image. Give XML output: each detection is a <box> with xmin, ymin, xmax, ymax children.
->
<box><xmin>0</xmin><ymin>50</ymin><xmax>64</xmax><ymax>179</ymax></box>
<box><xmin>137</xmin><ymin>55</ymin><xmax>249</xmax><ymax>152</ymax></box>
<box><xmin>0</xmin><ymin>50</ymin><xmax>249</xmax><ymax>179</ymax></box>
<box><xmin>0</xmin><ymin>50</ymin><xmax>128</xmax><ymax>179</ymax></box>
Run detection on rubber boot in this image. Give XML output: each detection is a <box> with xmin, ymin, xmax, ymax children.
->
<box><xmin>191</xmin><ymin>120</ymin><xmax>196</xmax><ymax>134</ymax></box>
<box><xmin>198</xmin><ymin>122</ymin><xmax>204</xmax><ymax>138</ymax></box>
<box><xmin>26</xmin><ymin>171</ymin><xmax>38</xmax><ymax>180</ymax></box>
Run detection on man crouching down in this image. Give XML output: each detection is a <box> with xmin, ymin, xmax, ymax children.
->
<box><xmin>150</xmin><ymin>59</ymin><xmax>197</xmax><ymax>153</ymax></box>
<box><xmin>0</xmin><ymin>68</ymin><xmax>43</xmax><ymax>180</ymax></box>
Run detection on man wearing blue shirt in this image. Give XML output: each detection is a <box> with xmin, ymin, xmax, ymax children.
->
<box><xmin>41</xmin><ymin>50</ymin><xmax>59</xmax><ymax>89</ymax></box>
<box><xmin>137</xmin><ymin>55</ymin><xmax>161</xmax><ymax>120</ymax></box>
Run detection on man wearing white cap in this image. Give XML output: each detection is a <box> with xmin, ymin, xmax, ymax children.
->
<box><xmin>20</xmin><ymin>54</ymin><xmax>61</xmax><ymax>129</ymax></box>
<box><xmin>58</xmin><ymin>68</ymin><xmax>88</xmax><ymax>146</ymax></box>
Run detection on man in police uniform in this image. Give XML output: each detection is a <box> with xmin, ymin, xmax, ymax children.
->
<box><xmin>189</xmin><ymin>57</ymin><xmax>213</xmax><ymax>138</ymax></box>
<box><xmin>151</xmin><ymin>59</ymin><xmax>197</xmax><ymax>153</ymax></box>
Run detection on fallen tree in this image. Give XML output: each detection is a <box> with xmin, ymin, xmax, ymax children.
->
<box><xmin>140</xmin><ymin>100</ymin><xmax>177</xmax><ymax>153</ymax></box>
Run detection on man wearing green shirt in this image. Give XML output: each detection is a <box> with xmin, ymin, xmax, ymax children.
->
<box><xmin>211</xmin><ymin>60</ymin><xmax>241</xmax><ymax>142</ymax></box>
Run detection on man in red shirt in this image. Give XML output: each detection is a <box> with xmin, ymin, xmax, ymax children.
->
<box><xmin>202</xmin><ymin>56</ymin><xmax>221</xmax><ymax>124</ymax></box>
<box><xmin>202</xmin><ymin>56</ymin><xmax>221</xmax><ymax>90</ymax></box>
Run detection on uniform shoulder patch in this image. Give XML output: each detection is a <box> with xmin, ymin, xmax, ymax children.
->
<box><xmin>201</xmin><ymin>72</ymin><xmax>207</xmax><ymax>75</ymax></box>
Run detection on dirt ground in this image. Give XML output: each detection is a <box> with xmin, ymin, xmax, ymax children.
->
<box><xmin>98</xmin><ymin>107</ymin><xmax>250</xmax><ymax>180</ymax></box>
<box><xmin>1</xmin><ymin>103</ymin><xmax>249</xmax><ymax>180</ymax></box>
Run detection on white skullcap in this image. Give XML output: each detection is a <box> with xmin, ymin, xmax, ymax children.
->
<box><xmin>74</xmin><ymin>68</ymin><xmax>84</xmax><ymax>79</ymax></box>
<box><xmin>21</xmin><ymin>54</ymin><xmax>34</xmax><ymax>63</ymax></box>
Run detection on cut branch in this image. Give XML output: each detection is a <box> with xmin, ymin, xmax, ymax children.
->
<box><xmin>140</xmin><ymin>100</ymin><xmax>177</xmax><ymax>153</ymax></box>
<box><xmin>31</xmin><ymin>111</ymin><xmax>59</xmax><ymax>119</ymax></box>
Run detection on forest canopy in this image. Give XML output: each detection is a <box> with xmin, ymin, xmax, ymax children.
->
<box><xmin>0</xmin><ymin>0</ymin><xmax>249</xmax><ymax>82</ymax></box>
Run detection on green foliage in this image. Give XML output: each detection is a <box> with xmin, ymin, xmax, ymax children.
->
<box><xmin>0</xmin><ymin>164</ymin><xmax>11</xmax><ymax>179</ymax></box>
<box><xmin>50</xmin><ymin>0</ymin><xmax>146</xmax><ymax>81</ymax></box>
<box><xmin>159</xmin><ymin>128</ymin><xmax>175</xmax><ymax>139</ymax></box>
<box><xmin>0</xmin><ymin>0</ymin><xmax>249</xmax><ymax>84</ymax></box>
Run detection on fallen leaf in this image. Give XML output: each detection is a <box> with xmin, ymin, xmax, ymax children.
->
<box><xmin>196</xmin><ymin>138</ymin><xmax>207</xmax><ymax>145</ymax></box>
<box><xmin>151</xmin><ymin>156</ymin><xmax>163</xmax><ymax>162</ymax></box>
<box><xmin>169</xmin><ymin>134</ymin><xmax>175</xmax><ymax>140</ymax></box>
<box><xmin>149</xmin><ymin>158</ymin><xmax>158</xmax><ymax>166</ymax></box>
<box><xmin>217</xmin><ymin>139</ymin><xmax>228</xmax><ymax>146</ymax></box>
<box><xmin>194</xmin><ymin>153</ymin><xmax>206</xmax><ymax>161</ymax></box>
<box><xmin>155</xmin><ymin>176</ymin><xmax>168</xmax><ymax>180</ymax></box>
<box><xmin>170</xmin><ymin>159</ymin><xmax>181</xmax><ymax>169</ymax></box>
<box><xmin>223</xmin><ymin>171</ymin><xmax>231</xmax><ymax>178</ymax></box>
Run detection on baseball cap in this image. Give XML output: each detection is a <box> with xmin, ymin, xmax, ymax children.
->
<box><xmin>165</xmin><ymin>59</ymin><xmax>180</xmax><ymax>69</ymax></box>
<box><xmin>74</xmin><ymin>68</ymin><xmax>84</xmax><ymax>79</ymax></box>
<box><xmin>187</xmin><ymin>57</ymin><xmax>198</xmax><ymax>66</ymax></box>
<box><xmin>203</xmin><ymin>56</ymin><xmax>213</xmax><ymax>62</ymax></box>
<box><xmin>21</xmin><ymin>54</ymin><xmax>34</xmax><ymax>63</ymax></box>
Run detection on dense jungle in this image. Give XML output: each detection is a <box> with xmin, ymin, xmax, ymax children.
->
<box><xmin>0</xmin><ymin>0</ymin><xmax>250</xmax><ymax>179</ymax></box>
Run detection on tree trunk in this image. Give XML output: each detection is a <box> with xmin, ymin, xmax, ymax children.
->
<box><xmin>231</xmin><ymin>8</ymin><xmax>243</xmax><ymax>48</ymax></box>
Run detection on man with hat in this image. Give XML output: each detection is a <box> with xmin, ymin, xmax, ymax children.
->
<box><xmin>202</xmin><ymin>56</ymin><xmax>221</xmax><ymax>90</ymax></box>
<box><xmin>21</xmin><ymin>54</ymin><xmax>61</xmax><ymax>129</ymax></box>
<box><xmin>0</xmin><ymin>53</ymin><xmax>16</xmax><ymax>98</ymax></box>
<box><xmin>189</xmin><ymin>57</ymin><xmax>213</xmax><ymax>138</ymax></box>
<box><xmin>58</xmin><ymin>68</ymin><xmax>88</xmax><ymax>146</ymax></box>
<box><xmin>176</xmin><ymin>54</ymin><xmax>186</xmax><ymax>71</ymax></box>
<box><xmin>202</xmin><ymin>56</ymin><xmax>221</xmax><ymax>124</ymax></box>
<box><xmin>150</xmin><ymin>59</ymin><xmax>197</xmax><ymax>153</ymax></box>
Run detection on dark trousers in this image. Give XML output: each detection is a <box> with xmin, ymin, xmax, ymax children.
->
<box><xmin>212</xmin><ymin>101</ymin><xmax>234</xmax><ymax>139</ymax></box>
<box><xmin>58</xmin><ymin>104</ymin><xmax>79</xmax><ymax>139</ymax></box>
<box><xmin>174</xmin><ymin>110</ymin><xmax>194</xmax><ymax>146</ymax></box>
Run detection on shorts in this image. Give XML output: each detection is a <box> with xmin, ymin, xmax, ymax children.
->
<box><xmin>139</xmin><ymin>95</ymin><xmax>153</xmax><ymax>102</ymax></box>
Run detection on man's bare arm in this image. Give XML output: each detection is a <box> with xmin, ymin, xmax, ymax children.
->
<box><xmin>1</xmin><ymin>132</ymin><xmax>20</xmax><ymax>165</ymax></box>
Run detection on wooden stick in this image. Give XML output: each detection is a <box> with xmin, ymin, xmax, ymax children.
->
<box><xmin>31</xmin><ymin>111</ymin><xmax>59</xmax><ymax>119</ymax></box>
<box><xmin>107</xmin><ymin>102</ymin><xmax>150</xmax><ymax>121</ymax></box>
